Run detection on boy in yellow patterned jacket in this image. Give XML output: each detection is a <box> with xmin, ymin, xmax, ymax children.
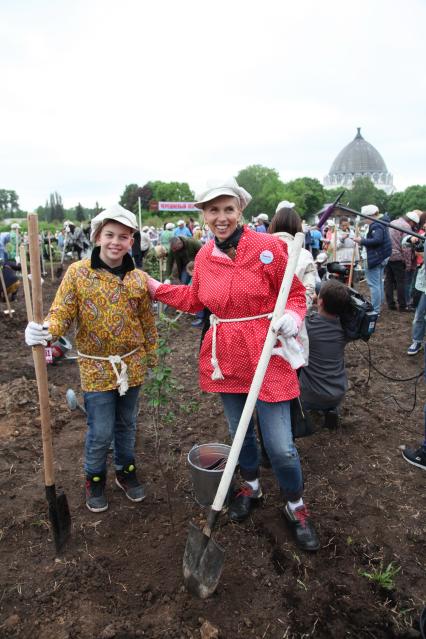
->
<box><xmin>25</xmin><ymin>205</ymin><xmax>158</xmax><ymax>512</ymax></box>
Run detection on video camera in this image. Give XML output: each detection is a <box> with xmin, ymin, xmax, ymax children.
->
<box><xmin>402</xmin><ymin>235</ymin><xmax>425</xmax><ymax>253</ymax></box>
<box><xmin>326</xmin><ymin>261</ymin><xmax>349</xmax><ymax>283</ymax></box>
<box><xmin>340</xmin><ymin>287</ymin><xmax>378</xmax><ymax>341</ymax></box>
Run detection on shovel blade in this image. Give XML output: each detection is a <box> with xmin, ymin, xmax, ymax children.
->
<box><xmin>46</xmin><ymin>485</ymin><xmax>71</xmax><ymax>553</ymax></box>
<box><xmin>182</xmin><ymin>522</ymin><xmax>225</xmax><ymax>599</ymax></box>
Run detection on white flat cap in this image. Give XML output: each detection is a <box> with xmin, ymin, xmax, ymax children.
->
<box><xmin>194</xmin><ymin>177</ymin><xmax>252</xmax><ymax>210</ymax></box>
<box><xmin>90</xmin><ymin>204</ymin><xmax>138</xmax><ymax>241</ymax></box>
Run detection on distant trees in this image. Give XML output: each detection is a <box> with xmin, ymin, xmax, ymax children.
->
<box><xmin>0</xmin><ymin>189</ymin><xmax>20</xmax><ymax>219</ymax></box>
<box><xmin>21</xmin><ymin>175</ymin><xmax>426</xmax><ymax>230</ymax></box>
<box><xmin>149</xmin><ymin>181</ymin><xmax>193</xmax><ymax>203</ymax></box>
<box><xmin>278</xmin><ymin>177</ymin><xmax>325</xmax><ymax>220</ymax></box>
<box><xmin>119</xmin><ymin>184</ymin><xmax>141</xmax><ymax>213</ymax></box>
<box><xmin>236</xmin><ymin>165</ymin><xmax>285</xmax><ymax>217</ymax></box>
<box><xmin>325</xmin><ymin>177</ymin><xmax>389</xmax><ymax>216</ymax></box>
<box><xmin>325</xmin><ymin>179</ymin><xmax>426</xmax><ymax>220</ymax></box>
<box><xmin>236</xmin><ymin>165</ymin><xmax>325</xmax><ymax>220</ymax></box>
<box><xmin>75</xmin><ymin>203</ymin><xmax>85</xmax><ymax>222</ymax></box>
<box><xmin>119</xmin><ymin>181</ymin><xmax>194</xmax><ymax>215</ymax></box>
<box><xmin>387</xmin><ymin>185</ymin><xmax>426</xmax><ymax>219</ymax></box>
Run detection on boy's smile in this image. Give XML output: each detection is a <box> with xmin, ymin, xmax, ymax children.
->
<box><xmin>96</xmin><ymin>221</ymin><xmax>134</xmax><ymax>268</ymax></box>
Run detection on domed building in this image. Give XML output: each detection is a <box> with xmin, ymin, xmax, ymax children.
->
<box><xmin>324</xmin><ymin>128</ymin><xmax>394</xmax><ymax>194</ymax></box>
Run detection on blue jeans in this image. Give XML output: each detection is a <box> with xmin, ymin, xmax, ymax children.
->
<box><xmin>413</xmin><ymin>293</ymin><xmax>426</xmax><ymax>343</ymax></box>
<box><xmin>83</xmin><ymin>385</ymin><xmax>141</xmax><ymax>475</ymax></box>
<box><xmin>365</xmin><ymin>262</ymin><xmax>385</xmax><ymax>314</ymax></box>
<box><xmin>180</xmin><ymin>268</ymin><xmax>190</xmax><ymax>284</ymax></box>
<box><xmin>220</xmin><ymin>393</ymin><xmax>303</xmax><ymax>501</ymax></box>
<box><xmin>405</xmin><ymin>270</ymin><xmax>415</xmax><ymax>306</ymax></box>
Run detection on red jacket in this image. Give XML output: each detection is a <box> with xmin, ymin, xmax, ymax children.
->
<box><xmin>153</xmin><ymin>227</ymin><xmax>306</xmax><ymax>402</ymax></box>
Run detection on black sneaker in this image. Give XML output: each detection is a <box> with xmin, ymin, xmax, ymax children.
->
<box><xmin>115</xmin><ymin>463</ymin><xmax>146</xmax><ymax>502</ymax></box>
<box><xmin>229</xmin><ymin>481</ymin><xmax>262</xmax><ymax>522</ymax></box>
<box><xmin>283</xmin><ymin>503</ymin><xmax>320</xmax><ymax>551</ymax></box>
<box><xmin>324</xmin><ymin>409</ymin><xmax>339</xmax><ymax>430</ymax></box>
<box><xmin>401</xmin><ymin>446</ymin><xmax>426</xmax><ymax>471</ymax></box>
<box><xmin>85</xmin><ymin>473</ymin><xmax>108</xmax><ymax>512</ymax></box>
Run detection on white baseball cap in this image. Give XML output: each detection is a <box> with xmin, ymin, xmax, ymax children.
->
<box><xmin>177</xmin><ymin>219</ymin><xmax>185</xmax><ymax>225</ymax></box>
<box><xmin>256</xmin><ymin>213</ymin><xmax>269</xmax><ymax>222</ymax></box>
<box><xmin>90</xmin><ymin>204</ymin><xmax>138</xmax><ymax>241</ymax></box>
<box><xmin>361</xmin><ymin>204</ymin><xmax>380</xmax><ymax>217</ymax></box>
<box><xmin>276</xmin><ymin>200</ymin><xmax>295</xmax><ymax>213</ymax></box>
<box><xmin>165</xmin><ymin>222</ymin><xmax>175</xmax><ymax>230</ymax></box>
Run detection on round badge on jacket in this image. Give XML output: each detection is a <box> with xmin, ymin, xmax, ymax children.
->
<box><xmin>260</xmin><ymin>250</ymin><xmax>273</xmax><ymax>264</ymax></box>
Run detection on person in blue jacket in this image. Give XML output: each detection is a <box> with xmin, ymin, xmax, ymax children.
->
<box><xmin>353</xmin><ymin>205</ymin><xmax>392</xmax><ymax>314</ymax></box>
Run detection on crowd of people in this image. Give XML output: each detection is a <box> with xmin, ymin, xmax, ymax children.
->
<box><xmin>12</xmin><ymin>178</ymin><xmax>425</xmax><ymax>557</ymax></box>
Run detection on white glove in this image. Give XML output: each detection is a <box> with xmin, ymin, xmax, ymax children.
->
<box><xmin>28</xmin><ymin>274</ymin><xmax>45</xmax><ymax>284</ymax></box>
<box><xmin>25</xmin><ymin>321</ymin><xmax>52</xmax><ymax>346</ymax></box>
<box><xmin>163</xmin><ymin>278</ymin><xmax>171</xmax><ymax>285</ymax></box>
<box><xmin>272</xmin><ymin>336</ymin><xmax>306</xmax><ymax>369</ymax></box>
<box><xmin>272</xmin><ymin>313</ymin><xmax>298</xmax><ymax>338</ymax></box>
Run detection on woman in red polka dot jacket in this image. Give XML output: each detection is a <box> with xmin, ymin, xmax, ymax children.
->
<box><xmin>146</xmin><ymin>178</ymin><xmax>319</xmax><ymax>552</ymax></box>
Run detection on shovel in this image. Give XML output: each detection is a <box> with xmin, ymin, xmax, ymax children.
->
<box><xmin>28</xmin><ymin>212</ymin><xmax>71</xmax><ymax>553</ymax></box>
<box><xmin>66</xmin><ymin>388</ymin><xmax>87</xmax><ymax>415</ymax></box>
<box><xmin>183</xmin><ymin>232</ymin><xmax>305</xmax><ymax>598</ymax></box>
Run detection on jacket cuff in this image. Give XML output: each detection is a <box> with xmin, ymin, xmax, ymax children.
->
<box><xmin>147</xmin><ymin>276</ymin><xmax>161</xmax><ymax>298</ymax></box>
<box><xmin>285</xmin><ymin>309</ymin><xmax>303</xmax><ymax>330</ymax></box>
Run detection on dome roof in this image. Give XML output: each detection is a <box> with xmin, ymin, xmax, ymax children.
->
<box><xmin>329</xmin><ymin>128</ymin><xmax>388</xmax><ymax>174</ymax></box>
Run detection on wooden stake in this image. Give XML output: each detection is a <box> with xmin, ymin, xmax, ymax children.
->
<box><xmin>0</xmin><ymin>266</ymin><xmax>14</xmax><ymax>316</ymax></box>
<box><xmin>15</xmin><ymin>229</ymin><xmax>20</xmax><ymax>264</ymax></box>
<box><xmin>348</xmin><ymin>222</ymin><xmax>359</xmax><ymax>288</ymax></box>
<box><xmin>20</xmin><ymin>243</ymin><xmax>33</xmax><ymax>321</ymax></box>
<box><xmin>48</xmin><ymin>231</ymin><xmax>55</xmax><ymax>281</ymax></box>
<box><xmin>333</xmin><ymin>224</ymin><xmax>337</xmax><ymax>261</ymax></box>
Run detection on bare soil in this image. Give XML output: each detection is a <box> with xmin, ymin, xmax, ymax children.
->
<box><xmin>0</xmin><ymin>271</ymin><xmax>425</xmax><ymax>639</ymax></box>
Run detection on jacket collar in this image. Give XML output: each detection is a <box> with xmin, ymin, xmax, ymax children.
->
<box><xmin>90</xmin><ymin>246</ymin><xmax>135</xmax><ymax>279</ymax></box>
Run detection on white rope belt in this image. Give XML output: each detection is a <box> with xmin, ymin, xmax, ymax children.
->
<box><xmin>77</xmin><ymin>346</ymin><xmax>141</xmax><ymax>396</ymax></box>
<box><xmin>209</xmin><ymin>312</ymin><xmax>272</xmax><ymax>380</ymax></box>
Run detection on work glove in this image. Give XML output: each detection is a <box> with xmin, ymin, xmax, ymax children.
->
<box><xmin>25</xmin><ymin>321</ymin><xmax>52</xmax><ymax>346</ymax></box>
<box><xmin>28</xmin><ymin>274</ymin><xmax>44</xmax><ymax>284</ymax></box>
<box><xmin>272</xmin><ymin>336</ymin><xmax>305</xmax><ymax>370</ymax></box>
<box><xmin>272</xmin><ymin>313</ymin><xmax>298</xmax><ymax>338</ymax></box>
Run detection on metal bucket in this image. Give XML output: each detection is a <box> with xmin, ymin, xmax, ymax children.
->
<box><xmin>187</xmin><ymin>443</ymin><xmax>231</xmax><ymax>507</ymax></box>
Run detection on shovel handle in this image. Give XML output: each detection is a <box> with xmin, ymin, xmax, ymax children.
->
<box><xmin>28</xmin><ymin>213</ymin><xmax>55</xmax><ymax>487</ymax></box>
<box><xmin>20</xmin><ymin>243</ymin><xmax>33</xmax><ymax>322</ymax></box>
<box><xmin>209</xmin><ymin>232</ymin><xmax>305</xmax><ymax>515</ymax></box>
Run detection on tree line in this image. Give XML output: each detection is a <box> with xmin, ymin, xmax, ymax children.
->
<box><xmin>2</xmin><ymin>168</ymin><xmax>426</xmax><ymax>224</ymax></box>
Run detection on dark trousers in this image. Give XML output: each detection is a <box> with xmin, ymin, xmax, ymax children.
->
<box><xmin>384</xmin><ymin>260</ymin><xmax>406</xmax><ymax>308</ymax></box>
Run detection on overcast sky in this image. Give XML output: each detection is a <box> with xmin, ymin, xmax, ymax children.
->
<box><xmin>1</xmin><ymin>0</ymin><xmax>425</xmax><ymax>211</ymax></box>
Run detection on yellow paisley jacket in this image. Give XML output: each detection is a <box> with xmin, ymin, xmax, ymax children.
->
<box><xmin>47</xmin><ymin>260</ymin><xmax>158</xmax><ymax>392</ymax></box>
